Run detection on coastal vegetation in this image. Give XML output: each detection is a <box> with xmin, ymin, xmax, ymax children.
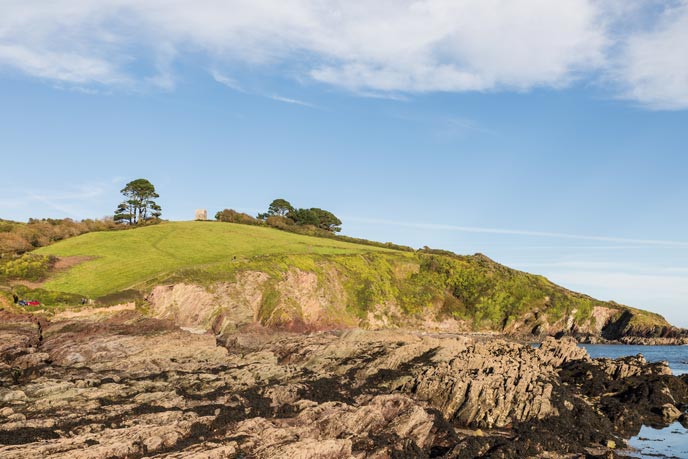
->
<box><xmin>0</xmin><ymin>253</ymin><xmax>56</xmax><ymax>281</ymax></box>
<box><xmin>17</xmin><ymin>220</ymin><xmax>672</xmax><ymax>339</ymax></box>
<box><xmin>0</xmin><ymin>189</ymin><xmax>677</xmax><ymax>340</ymax></box>
<box><xmin>0</xmin><ymin>217</ymin><xmax>121</xmax><ymax>259</ymax></box>
<box><xmin>256</xmin><ymin>198</ymin><xmax>342</xmax><ymax>233</ymax></box>
<box><xmin>214</xmin><ymin>209</ymin><xmax>262</xmax><ymax>225</ymax></box>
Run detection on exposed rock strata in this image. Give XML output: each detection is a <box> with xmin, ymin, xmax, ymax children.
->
<box><xmin>147</xmin><ymin>276</ymin><xmax>688</xmax><ymax>345</ymax></box>
<box><xmin>1</xmin><ymin>309</ymin><xmax>686</xmax><ymax>458</ymax></box>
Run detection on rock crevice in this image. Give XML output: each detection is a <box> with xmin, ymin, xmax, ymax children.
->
<box><xmin>1</xmin><ymin>311</ymin><xmax>686</xmax><ymax>458</ymax></box>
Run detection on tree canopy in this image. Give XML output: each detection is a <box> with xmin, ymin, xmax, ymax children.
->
<box><xmin>288</xmin><ymin>208</ymin><xmax>319</xmax><ymax>226</ymax></box>
<box><xmin>114</xmin><ymin>179</ymin><xmax>162</xmax><ymax>225</ymax></box>
<box><xmin>256</xmin><ymin>198</ymin><xmax>343</xmax><ymax>233</ymax></box>
<box><xmin>267</xmin><ymin>199</ymin><xmax>294</xmax><ymax>217</ymax></box>
<box><xmin>284</xmin><ymin>207</ymin><xmax>342</xmax><ymax>233</ymax></box>
<box><xmin>313</xmin><ymin>208</ymin><xmax>342</xmax><ymax>233</ymax></box>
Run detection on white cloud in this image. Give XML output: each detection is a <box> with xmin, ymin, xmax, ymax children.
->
<box><xmin>614</xmin><ymin>2</ymin><xmax>688</xmax><ymax>109</ymax></box>
<box><xmin>0</xmin><ymin>44</ymin><xmax>124</xmax><ymax>84</ymax></box>
<box><xmin>310</xmin><ymin>0</ymin><xmax>607</xmax><ymax>92</ymax></box>
<box><xmin>0</xmin><ymin>0</ymin><xmax>686</xmax><ymax>109</ymax></box>
<box><xmin>0</xmin><ymin>1</ymin><xmax>608</xmax><ymax>90</ymax></box>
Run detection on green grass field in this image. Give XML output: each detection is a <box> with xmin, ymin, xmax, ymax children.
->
<box><xmin>26</xmin><ymin>220</ymin><xmax>671</xmax><ymax>334</ymax></box>
<box><xmin>36</xmin><ymin>221</ymin><xmax>388</xmax><ymax>297</ymax></box>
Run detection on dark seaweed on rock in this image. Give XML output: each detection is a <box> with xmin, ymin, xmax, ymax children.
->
<box><xmin>0</xmin><ymin>310</ymin><xmax>687</xmax><ymax>459</ymax></box>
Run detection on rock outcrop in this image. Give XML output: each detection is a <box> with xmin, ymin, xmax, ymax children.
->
<box><xmin>1</xmin><ymin>309</ymin><xmax>687</xmax><ymax>458</ymax></box>
<box><xmin>145</xmin><ymin>269</ymin><xmax>688</xmax><ymax>345</ymax></box>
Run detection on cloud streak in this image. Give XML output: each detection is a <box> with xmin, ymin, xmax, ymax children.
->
<box><xmin>347</xmin><ymin>217</ymin><xmax>688</xmax><ymax>248</ymax></box>
<box><xmin>268</xmin><ymin>94</ymin><xmax>316</xmax><ymax>108</ymax></box>
<box><xmin>210</xmin><ymin>70</ymin><xmax>246</xmax><ymax>93</ymax></box>
<box><xmin>0</xmin><ymin>182</ymin><xmax>112</xmax><ymax>219</ymax></box>
<box><xmin>212</xmin><ymin>70</ymin><xmax>317</xmax><ymax>108</ymax></box>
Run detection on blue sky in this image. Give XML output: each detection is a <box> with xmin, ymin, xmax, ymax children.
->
<box><xmin>1</xmin><ymin>1</ymin><xmax>688</xmax><ymax>326</ymax></box>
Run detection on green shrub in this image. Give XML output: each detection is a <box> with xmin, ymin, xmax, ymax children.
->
<box><xmin>215</xmin><ymin>209</ymin><xmax>263</xmax><ymax>225</ymax></box>
<box><xmin>411</xmin><ymin>253</ymin><xmax>607</xmax><ymax>330</ymax></box>
<box><xmin>1</xmin><ymin>254</ymin><xmax>57</xmax><ymax>281</ymax></box>
<box><xmin>0</xmin><ymin>217</ymin><xmax>125</xmax><ymax>258</ymax></box>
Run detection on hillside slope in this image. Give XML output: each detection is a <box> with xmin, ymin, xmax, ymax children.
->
<box><xmin>35</xmin><ymin>221</ymin><xmax>390</xmax><ymax>297</ymax></box>
<box><xmin>32</xmin><ymin>221</ymin><xmax>680</xmax><ymax>342</ymax></box>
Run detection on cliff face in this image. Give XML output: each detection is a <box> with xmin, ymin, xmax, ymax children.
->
<box><xmin>147</xmin><ymin>252</ymin><xmax>683</xmax><ymax>343</ymax></box>
<box><xmin>1</xmin><ymin>309</ymin><xmax>687</xmax><ymax>459</ymax></box>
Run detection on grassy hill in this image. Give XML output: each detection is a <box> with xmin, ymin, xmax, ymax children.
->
<box><xmin>20</xmin><ymin>220</ymin><xmax>676</xmax><ymax>341</ymax></box>
<box><xmin>35</xmin><ymin>221</ymin><xmax>390</xmax><ymax>297</ymax></box>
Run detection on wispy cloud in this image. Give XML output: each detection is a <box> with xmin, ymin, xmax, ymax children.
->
<box><xmin>268</xmin><ymin>94</ymin><xmax>316</xmax><ymax>108</ymax></box>
<box><xmin>211</xmin><ymin>70</ymin><xmax>317</xmax><ymax>108</ymax></box>
<box><xmin>0</xmin><ymin>1</ymin><xmax>684</xmax><ymax>109</ymax></box>
<box><xmin>516</xmin><ymin>260</ymin><xmax>688</xmax><ymax>273</ymax></box>
<box><xmin>210</xmin><ymin>70</ymin><xmax>246</xmax><ymax>93</ymax></box>
<box><xmin>353</xmin><ymin>91</ymin><xmax>410</xmax><ymax>102</ymax></box>
<box><xmin>0</xmin><ymin>43</ymin><xmax>127</xmax><ymax>86</ymax></box>
<box><xmin>0</xmin><ymin>181</ymin><xmax>114</xmax><ymax>219</ymax></box>
<box><xmin>146</xmin><ymin>54</ymin><xmax>177</xmax><ymax>91</ymax></box>
<box><xmin>347</xmin><ymin>217</ymin><xmax>688</xmax><ymax>248</ymax></box>
<box><xmin>504</xmin><ymin>245</ymin><xmax>681</xmax><ymax>251</ymax></box>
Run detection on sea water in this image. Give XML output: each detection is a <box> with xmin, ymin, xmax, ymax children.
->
<box><xmin>581</xmin><ymin>344</ymin><xmax>688</xmax><ymax>376</ymax></box>
<box><xmin>581</xmin><ymin>344</ymin><xmax>688</xmax><ymax>459</ymax></box>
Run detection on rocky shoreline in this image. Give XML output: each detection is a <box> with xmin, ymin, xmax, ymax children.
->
<box><xmin>1</xmin><ymin>309</ymin><xmax>687</xmax><ymax>459</ymax></box>
<box><xmin>577</xmin><ymin>334</ymin><xmax>688</xmax><ymax>346</ymax></box>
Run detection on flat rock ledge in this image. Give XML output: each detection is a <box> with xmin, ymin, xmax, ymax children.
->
<box><xmin>1</xmin><ymin>310</ymin><xmax>687</xmax><ymax>459</ymax></box>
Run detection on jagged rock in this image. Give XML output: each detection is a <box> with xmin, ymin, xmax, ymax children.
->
<box><xmin>536</xmin><ymin>336</ymin><xmax>590</xmax><ymax>366</ymax></box>
<box><xmin>407</xmin><ymin>338</ymin><xmax>590</xmax><ymax>428</ymax></box>
<box><xmin>1</xmin><ymin>309</ymin><xmax>686</xmax><ymax>459</ymax></box>
<box><xmin>596</xmin><ymin>354</ymin><xmax>672</xmax><ymax>379</ymax></box>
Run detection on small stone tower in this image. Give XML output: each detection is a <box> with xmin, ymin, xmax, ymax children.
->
<box><xmin>194</xmin><ymin>209</ymin><xmax>207</xmax><ymax>221</ymax></box>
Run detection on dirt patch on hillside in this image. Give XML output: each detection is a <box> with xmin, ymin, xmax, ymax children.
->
<box><xmin>8</xmin><ymin>280</ymin><xmax>44</xmax><ymax>289</ymax></box>
<box><xmin>8</xmin><ymin>256</ymin><xmax>94</xmax><ymax>290</ymax></box>
<box><xmin>52</xmin><ymin>256</ymin><xmax>94</xmax><ymax>271</ymax></box>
